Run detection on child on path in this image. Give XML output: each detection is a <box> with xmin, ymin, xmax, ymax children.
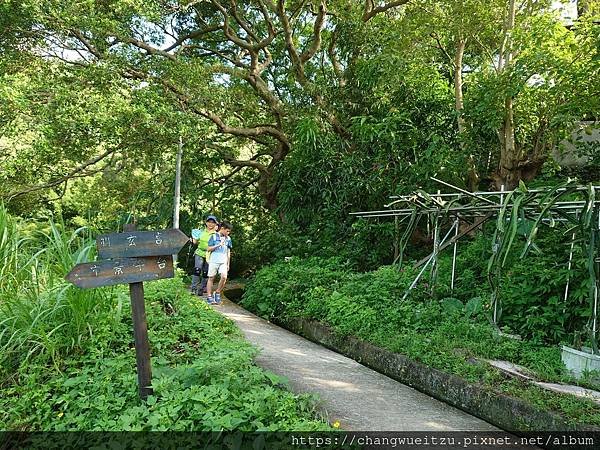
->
<box><xmin>190</xmin><ymin>214</ymin><xmax>219</xmax><ymax>296</ymax></box>
<box><xmin>206</xmin><ymin>221</ymin><xmax>232</xmax><ymax>305</ymax></box>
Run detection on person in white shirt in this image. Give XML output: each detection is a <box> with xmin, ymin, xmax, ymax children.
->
<box><xmin>205</xmin><ymin>221</ymin><xmax>232</xmax><ymax>305</ymax></box>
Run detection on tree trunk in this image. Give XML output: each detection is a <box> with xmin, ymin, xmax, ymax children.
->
<box><xmin>172</xmin><ymin>136</ymin><xmax>183</xmax><ymax>264</ymax></box>
<box><xmin>454</xmin><ymin>35</ymin><xmax>479</xmax><ymax>191</ymax></box>
<box><xmin>258</xmin><ymin>170</ymin><xmax>278</xmax><ymax>211</ymax></box>
<box><xmin>454</xmin><ymin>37</ymin><xmax>466</xmax><ymax>136</ymax></box>
<box><xmin>499</xmin><ymin>96</ymin><xmax>520</xmax><ymax>189</ymax></box>
<box><xmin>497</xmin><ymin>0</ymin><xmax>520</xmax><ymax>189</ymax></box>
<box><xmin>173</xmin><ymin>136</ymin><xmax>182</xmax><ymax>230</ymax></box>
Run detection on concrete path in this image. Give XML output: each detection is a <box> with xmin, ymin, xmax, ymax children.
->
<box><xmin>215</xmin><ymin>299</ymin><xmax>499</xmax><ymax>432</ymax></box>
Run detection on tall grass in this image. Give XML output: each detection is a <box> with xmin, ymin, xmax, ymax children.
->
<box><xmin>0</xmin><ymin>206</ymin><xmax>31</xmax><ymax>295</ymax></box>
<box><xmin>0</xmin><ymin>206</ymin><xmax>111</xmax><ymax>382</ymax></box>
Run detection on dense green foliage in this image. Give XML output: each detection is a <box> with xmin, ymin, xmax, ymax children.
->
<box><xmin>439</xmin><ymin>232</ymin><xmax>592</xmax><ymax>346</ymax></box>
<box><xmin>0</xmin><ymin>209</ymin><xmax>328</xmax><ymax>431</ymax></box>
<box><xmin>0</xmin><ymin>206</ymin><xmax>109</xmax><ymax>377</ymax></box>
<box><xmin>2</xmin><ymin>278</ymin><xmax>328</xmax><ymax>431</ymax></box>
<box><xmin>1</xmin><ymin>2</ymin><xmax>598</xmax><ymax>238</ymax></box>
<box><xmin>241</xmin><ymin>256</ymin><xmax>600</xmax><ymax>424</ymax></box>
<box><xmin>243</xmin><ymin>223</ymin><xmax>594</xmax><ymax>347</ymax></box>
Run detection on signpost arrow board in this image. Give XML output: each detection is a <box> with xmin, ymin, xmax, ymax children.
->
<box><xmin>65</xmin><ymin>255</ymin><xmax>174</xmax><ymax>289</ymax></box>
<box><xmin>65</xmin><ymin>225</ymin><xmax>189</xmax><ymax>400</ymax></box>
<box><xmin>96</xmin><ymin>228</ymin><xmax>189</xmax><ymax>259</ymax></box>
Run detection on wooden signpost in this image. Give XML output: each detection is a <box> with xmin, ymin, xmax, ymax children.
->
<box><xmin>65</xmin><ymin>256</ymin><xmax>174</xmax><ymax>288</ymax></box>
<box><xmin>65</xmin><ymin>224</ymin><xmax>189</xmax><ymax>399</ymax></box>
<box><xmin>96</xmin><ymin>229</ymin><xmax>189</xmax><ymax>259</ymax></box>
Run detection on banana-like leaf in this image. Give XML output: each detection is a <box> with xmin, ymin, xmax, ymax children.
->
<box><xmin>397</xmin><ymin>208</ymin><xmax>419</xmax><ymax>269</ymax></box>
<box><xmin>520</xmin><ymin>183</ymin><xmax>577</xmax><ymax>259</ymax></box>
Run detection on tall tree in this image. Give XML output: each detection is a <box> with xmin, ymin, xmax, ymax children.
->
<box><xmin>1</xmin><ymin>0</ymin><xmax>414</xmax><ymax>211</ymax></box>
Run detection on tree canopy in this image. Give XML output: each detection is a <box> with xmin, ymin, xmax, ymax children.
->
<box><xmin>1</xmin><ymin>0</ymin><xmax>598</xmax><ymax>232</ymax></box>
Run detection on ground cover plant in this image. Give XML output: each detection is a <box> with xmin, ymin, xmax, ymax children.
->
<box><xmin>241</xmin><ymin>255</ymin><xmax>600</xmax><ymax>426</ymax></box>
<box><xmin>0</xmin><ymin>209</ymin><xmax>329</xmax><ymax>432</ymax></box>
<box><xmin>1</xmin><ymin>277</ymin><xmax>329</xmax><ymax>431</ymax></box>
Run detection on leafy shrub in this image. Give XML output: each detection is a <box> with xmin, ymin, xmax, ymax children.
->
<box><xmin>242</xmin><ymin>257</ymin><xmax>570</xmax><ymax>381</ymax></box>
<box><xmin>487</xmin><ymin>224</ymin><xmax>591</xmax><ymax>345</ymax></box>
<box><xmin>239</xmin><ymin>216</ymin><xmax>398</xmax><ymax>274</ymax></box>
<box><xmin>242</xmin><ymin>256</ymin><xmax>352</xmax><ymax>320</ymax></box>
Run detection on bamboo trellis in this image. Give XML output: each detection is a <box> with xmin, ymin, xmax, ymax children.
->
<box><xmin>351</xmin><ymin>178</ymin><xmax>600</xmax><ymax>351</ymax></box>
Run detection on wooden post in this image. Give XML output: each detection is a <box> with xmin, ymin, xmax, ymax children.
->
<box><xmin>124</xmin><ymin>223</ymin><xmax>153</xmax><ymax>400</ymax></box>
<box><xmin>450</xmin><ymin>218</ymin><xmax>459</xmax><ymax>291</ymax></box>
<box><xmin>393</xmin><ymin>215</ymin><xmax>399</xmax><ymax>265</ymax></box>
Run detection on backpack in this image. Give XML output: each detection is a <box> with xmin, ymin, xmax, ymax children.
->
<box><xmin>206</xmin><ymin>232</ymin><xmax>223</xmax><ymax>262</ymax></box>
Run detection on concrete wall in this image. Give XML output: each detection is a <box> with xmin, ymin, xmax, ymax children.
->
<box><xmin>553</xmin><ymin>121</ymin><xmax>600</xmax><ymax>168</ymax></box>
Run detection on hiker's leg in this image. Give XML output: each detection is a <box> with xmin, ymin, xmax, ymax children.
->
<box><xmin>199</xmin><ymin>257</ymin><xmax>209</xmax><ymax>293</ymax></box>
<box><xmin>191</xmin><ymin>255</ymin><xmax>202</xmax><ymax>293</ymax></box>
<box><xmin>207</xmin><ymin>263</ymin><xmax>218</xmax><ymax>299</ymax></box>
<box><xmin>216</xmin><ymin>264</ymin><xmax>228</xmax><ymax>293</ymax></box>
<box><xmin>206</xmin><ymin>276</ymin><xmax>214</xmax><ymax>298</ymax></box>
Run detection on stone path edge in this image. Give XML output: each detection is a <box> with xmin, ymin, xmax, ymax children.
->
<box><xmin>274</xmin><ymin>316</ymin><xmax>600</xmax><ymax>433</ymax></box>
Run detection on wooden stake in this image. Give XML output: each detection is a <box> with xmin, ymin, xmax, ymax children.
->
<box><xmin>124</xmin><ymin>223</ymin><xmax>153</xmax><ymax>400</ymax></box>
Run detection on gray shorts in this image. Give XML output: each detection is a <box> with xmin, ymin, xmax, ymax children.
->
<box><xmin>208</xmin><ymin>262</ymin><xmax>228</xmax><ymax>277</ymax></box>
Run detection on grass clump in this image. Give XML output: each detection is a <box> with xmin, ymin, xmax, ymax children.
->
<box><xmin>0</xmin><ymin>206</ymin><xmax>111</xmax><ymax>381</ymax></box>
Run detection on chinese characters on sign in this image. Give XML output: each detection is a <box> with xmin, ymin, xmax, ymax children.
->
<box><xmin>65</xmin><ymin>256</ymin><xmax>175</xmax><ymax>289</ymax></box>
<box><xmin>66</xmin><ymin>228</ymin><xmax>188</xmax><ymax>288</ymax></box>
<box><xmin>96</xmin><ymin>229</ymin><xmax>188</xmax><ymax>259</ymax></box>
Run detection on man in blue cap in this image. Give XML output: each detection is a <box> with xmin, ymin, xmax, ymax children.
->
<box><xmin>190</xmin><ymin>214</ymin><xmax>219</xmax><ymax>298</ymax></box>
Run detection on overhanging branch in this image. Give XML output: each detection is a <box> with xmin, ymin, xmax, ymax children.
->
<box><xmin>6</xmin><ymin>148</ymin><xmax>118</xmax><ymax>201</ymax></box>
<box><xmin>363</xmin><ymin>0</ymin><xmax>411</xmax><ymax>22</ymax></box>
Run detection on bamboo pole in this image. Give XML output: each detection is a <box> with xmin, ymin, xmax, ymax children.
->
<box><xmin>451</xmin><ymin>218</ymin><xmax>459</xmax><ymax>291</ymax></box>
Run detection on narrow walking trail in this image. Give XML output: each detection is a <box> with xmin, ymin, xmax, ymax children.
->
<box><xmin>215</xmin><ymin>298</ymin><xmax>499</xmax><ymax>432</ymax></box>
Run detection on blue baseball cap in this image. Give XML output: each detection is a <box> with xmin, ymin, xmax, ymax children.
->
<box><xmin>206</xmin><ymin>214</ymin><xmax>218</xmax><ymax>223</ymax></box>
